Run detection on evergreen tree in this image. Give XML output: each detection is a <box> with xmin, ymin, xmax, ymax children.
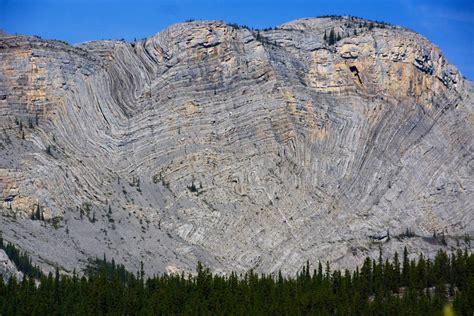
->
<box><xmin>402</xmin><ymin>246</ymin><xmax>410</xmax><ymax>286</ymax></box>
<box><xmin>328</xmin><ymin>28</ymin><xmax>336</xmax><ymax>45</ymax></box>
<box><xmin>392</xmin><ymin>251</ymin><xmax>401</xmax><ymax>291</ymax></box>
<box><xmin>35</xmin><ymin>205</ymin><xmax>41</xmax><ymax>221</ymax></box>
<box><xmin>0</xmin><ymin>244</ymin><xmax>472</xmax><ymax>315</ymax></box>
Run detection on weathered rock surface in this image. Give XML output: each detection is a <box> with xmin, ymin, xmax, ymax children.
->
<box><xmin>0</xmin><ymin>17</ymin><xmax>472</xmax><ymax>275</ymax></box>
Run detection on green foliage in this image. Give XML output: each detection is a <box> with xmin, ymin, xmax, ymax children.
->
<box><xmin>0</xmin><ymin>234</ymin><xmax>43</xmax><ymax>279</ymax></box>
<box><xmin>85</xmin><ymin>256</ymin><xmax>134</xmax><ymax>285</ymax></box>
<box><xmin>328</xmin><ymin>27</ymin><xmax>336</xmax><ymax>45</ymax></box>
<box><xmin>0</xmin><ymin>248</ymin><xmax>472</xmax><ymax>315</ymax></box>
<box><xmin>30</xmin><ymin>204</ymin><xmax>44</xmax><ymax>221</ymax></box>
<box><xmin>227</xmin><ymin>22</ymin><xmax>251</xmax><ymax>30</ymax></box>
<box><xmin>324</xmin><ymin>27</ymin><xmax>344</xmax><ymax>45</ymax></box>
<box><xmin>400</xmin><ymin>227</ymin><xmax>416</xmax><ymax>238</ymax></box>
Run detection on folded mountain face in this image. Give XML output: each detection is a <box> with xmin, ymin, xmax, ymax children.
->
<box><xmin>0</xmin><ymin>17</ymin><xmax>472</xmax><ymax>275</ymax></box>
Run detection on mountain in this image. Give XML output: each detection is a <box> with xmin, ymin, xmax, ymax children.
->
<box><xmin>0</xmin><ymin>16</ymin><xmax>472</xmax><ymax>276</ymax></box>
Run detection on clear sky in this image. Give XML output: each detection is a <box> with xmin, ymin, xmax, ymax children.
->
<box><xmin>1</xmin><ymin>0</ymin><xmax>473</xmax><ymax>79</ymax></box>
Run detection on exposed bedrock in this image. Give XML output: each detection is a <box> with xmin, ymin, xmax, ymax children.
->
<box><xmin>0</xmin><ymin>17</ymin><xmax>472</xmax><ymax>275</ymax></box>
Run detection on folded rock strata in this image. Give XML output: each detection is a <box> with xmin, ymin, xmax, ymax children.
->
<box><xmin>0</xmin><ymin>16</ymin><xmax>472</xmax><ymax>275</ymax></box>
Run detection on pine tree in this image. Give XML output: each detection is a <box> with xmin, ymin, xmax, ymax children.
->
<box><xmin>0</xmin><ymin>246</ymin><xmax>472</xmax><ymax>314</ymax></box>
<box><xmin>316</xmin><ymin>261</ymin><xmax>323</xmax><ymax>286</ymax></box>
<box><xmin>392</xmin><ymin>251</ymin><xmax>401</xmax><ymax>291</ymax></box>
<box><xmin>328</xmin><ymin>28</ymin><xmax>336</xmax><ymax>45</ymax></box>
<box><xmin>325</xmin><ymin>261</ymin><xmax>331</xmax><ymax>282</ymax></box>
<box><xmin>415</xmin><ymin>254</ymin><xmax>427</xmax><ymax>290</ymax></box>
<box><xmin>440</xmin><ymin>232</ymin><xmax>447</xmax><ymax>245</ymax></box>
<box><xmin>360</xmin><ymin>257</ymin><xmax>372</xmax><ymax>295</ymax></box>
<box><xmin>402</xmin><ymin>246</ymin><xmax>410</xmax><ymax>286</ymax></box>
<box><xmin>35</xmin><ymin>205</ymin><xmax>41</xmax><ymax>221</ymax></box>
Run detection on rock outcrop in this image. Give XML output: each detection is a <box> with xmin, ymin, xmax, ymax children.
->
<box><xmin>0</xmin><ymin>16</ymin><xmax>472</xmax><ymax>275</ymax></box>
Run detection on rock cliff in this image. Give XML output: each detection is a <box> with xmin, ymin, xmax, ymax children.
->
<box><xmin>0</xmin><ymin>16</ymin><xmax>472</xmax><ymax>275</ymax></box>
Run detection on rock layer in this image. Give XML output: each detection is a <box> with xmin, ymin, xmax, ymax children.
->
<box><xmin>0</xmin><ymin>17</ymin><xmax>472</xmax><ymax>275</ymax></box>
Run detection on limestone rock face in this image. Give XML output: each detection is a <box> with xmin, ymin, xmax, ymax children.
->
<box><xmin>0</xmin><ymin>17</ymin><xmax>472</xmax><ymax>275</ymax></box>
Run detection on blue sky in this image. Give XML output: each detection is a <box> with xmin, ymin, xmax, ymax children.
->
<box><xmin>1</xmin><ymin>0</ymin><xmax>473</xmax><ymax>79</ymax></box>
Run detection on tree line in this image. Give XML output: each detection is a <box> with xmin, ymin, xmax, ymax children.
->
<box><xmin>0</xmin><ymin>247</ymin><xmax>473</xmax><ymax>315</ymax></box>
<box><xmin>0</xmin><ymin>234</ymin><xmax>42</xmax><ymax>279</ymax></box>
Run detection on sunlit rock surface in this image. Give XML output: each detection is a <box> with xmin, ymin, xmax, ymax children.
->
<box><xmin>0</xmin><ymin>17</ymin><xmax>472</xmax><ymax>275</ymax></box>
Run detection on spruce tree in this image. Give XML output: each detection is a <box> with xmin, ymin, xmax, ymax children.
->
<box><xmin>0</xmin><ymin>246</ymin><xmax>472</xmax><ymax>314</ymax></box>
<box><xmin>35</xmin><ymin>205</ymin><xmax>41</xmax><ymax>221</ymax></box>
<box><xmin>328</xmin><ymin>28</ymin><xmax>335</xmax><ymax>45</ymax></box>
<box><xmin>393</xmin><ymin>251</ymin><xmax>401</xmax><ymax>291</ymax></box>
<box><xmin>402</xmin><ymin>246</ymin><xmax>410</xmax><ymax>286</ymax></box>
